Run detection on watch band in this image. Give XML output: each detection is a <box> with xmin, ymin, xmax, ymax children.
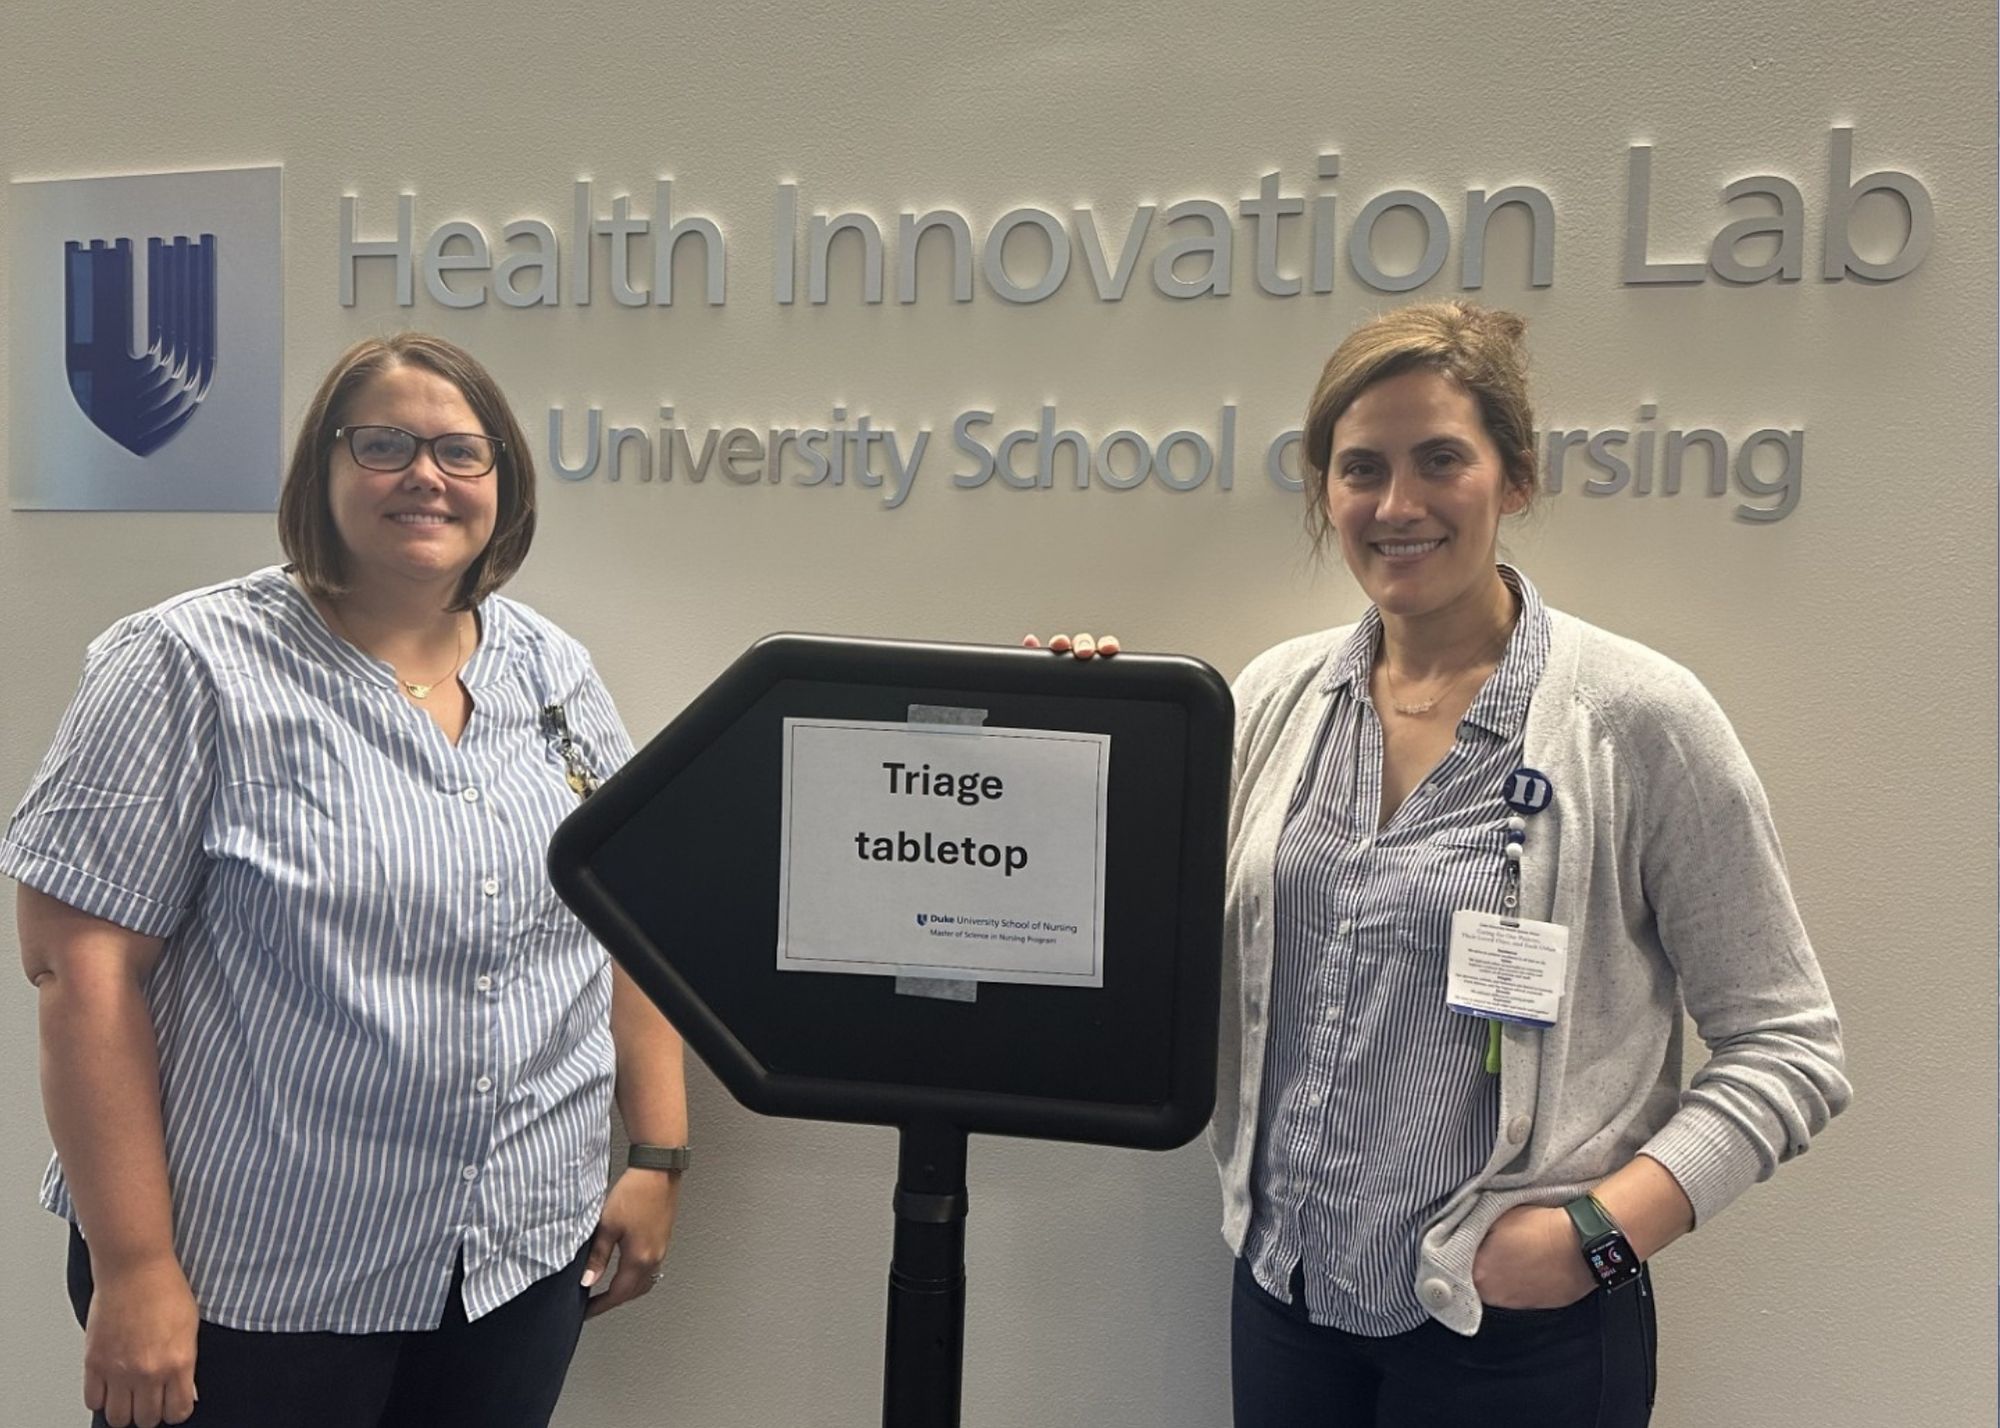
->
<box><xmin>1563</xmin><ymin>1192</ymin><xmax>1644</xmax><ymax>1291</ymax></box>
<box><xmin>1563</xmin><ymin>1191</ymin><xmax>1619</xmax><ymax>1243</ymax></box>
<box><xmin>627</xmin><ymin>1143</ymin><xmax>691</xmax><ymax>1173</ymax></box>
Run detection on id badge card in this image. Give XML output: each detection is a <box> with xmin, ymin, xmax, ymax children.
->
<box><xmin>1445</xmin><ymin>910</ymin><xmax>1569</xmax><ymax>1027</ymax></box>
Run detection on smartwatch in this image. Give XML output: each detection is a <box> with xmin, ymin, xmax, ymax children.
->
<box><xmin>1562</xmin><ymin>1193</ymin><xmax>1643</xmax><ymax>1291</ymax></box>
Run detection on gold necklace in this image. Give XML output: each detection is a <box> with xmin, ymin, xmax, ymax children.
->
<box><xmin>324</xmin><ymin>601</ymin><xmax>465</xmax><ymax>701</ymax></box>
<box><xmin>1379</xmin><ymin>630</ymin><xmax>1511</xmax><ymax>718</ymax></box>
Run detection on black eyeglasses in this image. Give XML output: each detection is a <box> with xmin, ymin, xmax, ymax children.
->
<box><xmin>334</xmin><ymin>425</ymin><xmax>504</xmax><ymax>479</ymax></box>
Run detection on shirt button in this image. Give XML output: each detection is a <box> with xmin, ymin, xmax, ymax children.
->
<box><xmin>1356</xmin><ymin>838</ymin><xmax>1372</xmax><ymax>853</ymax></box>
<box><xmin>1506</xmin><ymin>1114</ymin><xmax>1532</xmax><ymax>1145</ymax></box>
<box><xmin>475</xmin><ymin>974</ymin><xmax>493</xmax><ymax>992</ymax></box>
<box><xmin>461</xmin><ymin>787</ymin><xmax>481</xmax><ymax>803</ymax></box>
<box><xmin>475</xmin><ymin>1075</ymin><xmax>494</xmax><ymax>1093</ymax></box>
<box><xmin>1338</xmin><ymin>918</ymin><xmax>1355</xmax><ymax>936</ymax></box>
<box><xmin>461</xmin><ymin>1164</ymin><xmax>480</xmax><ymax>1182</ymax></box>
<box><xmin>1421</xmin><ymin>1279</ymin><xmax>1453</xmax><ymax>1308</ymax></box>
<box><xmin>481</xmin><ymin>878</ymin><xmax>499</xmax><ymax>897</ymax></box>
<box><xmin>1307</xmin><ymin>1093</ymin><xmax>1324</xmax><ymax>1108</ymax></box>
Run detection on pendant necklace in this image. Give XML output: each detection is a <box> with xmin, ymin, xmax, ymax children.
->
<box><xmin>326</xmin><ymin>601</ymin><xmax>465</xmax><ymax>701</ymax></box>
<box><xmin>1379</xmin><ymin>629</ymin><xmax>1510</xmax><ymax>717</ymax></box>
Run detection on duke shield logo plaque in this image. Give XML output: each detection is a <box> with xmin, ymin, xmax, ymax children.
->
<box><xmin>11</xmin><ymin>166</ymin><xmax>281</xmax><ymax>511</ymax></box>
<box><xmin>65</xmin><ymin>234</ymin><xmax>219</xmax><ymax>457</ymax></box>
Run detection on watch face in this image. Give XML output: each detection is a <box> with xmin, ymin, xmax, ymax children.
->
<box><xmin>1585</xmin><ymin>1235</ymin><xmax>1645</xmax><ymax>1290</ymax></box>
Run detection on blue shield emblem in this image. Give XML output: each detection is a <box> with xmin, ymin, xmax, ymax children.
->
<box><xmin>64</xmin><ymin>234</ymin><xmax>217</xmax><ymax>457</ymax></box>
<box><xmin>916</xmin><ymin>914</ymin><xmax>928</xmax><ymax>927</ymax></box>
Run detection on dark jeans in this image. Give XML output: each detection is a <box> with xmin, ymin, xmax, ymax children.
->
<box><xmin>68</xmin><ymin>1225</ymin><xmax>591</xmax><ymax>1428</ymax></box>
<box><xmin>1231</xmin><ymin>1256</ymin><xmax>1657</xmax><ymax>1428</ymax></box>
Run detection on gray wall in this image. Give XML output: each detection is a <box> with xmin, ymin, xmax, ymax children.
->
<box><xmin>1</xmin><ymin>1</ymin><xmax>1994</xmax><ymax>1423</ymax></box>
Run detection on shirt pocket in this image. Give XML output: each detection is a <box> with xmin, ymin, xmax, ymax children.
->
<box><xmin>508</xmin><ymin>749</ymin><xmax>595</xmax><ymax>953</ymax></box>
<box><xmin>206</xmin><ymin>682</ymin><xmax>397</xmax><ymax>931</ymax></box>
<box><xmin>1393</xmin><ymin>825</ymin><xmax>1512</xmax><ymax>958</ymax></box>
<box><xmin>205</xmin><ymin>767</ymin><xmax>428</xmax><ymax>1040</ymax></box>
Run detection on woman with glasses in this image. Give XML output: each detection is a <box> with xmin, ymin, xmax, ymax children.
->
<box><xmin>5</xmin><ymin>334</ymin><xmax>687</xmax><ymax>1428</ymax></box>
<box><xmin>1036</xmin><ymin>301</ymin><xmax>1847</xmax><ymax>1426</ymax></box>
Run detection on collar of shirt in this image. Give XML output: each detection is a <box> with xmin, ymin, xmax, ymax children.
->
<box><xmin>247</xmin><ymin>565</ymin><xmax>514</xmax><ymax>695</ymax></box>
<box><xmin>1317</xmin><ymin>564</ymin><xmax>1551</xmax><ymax>741</ymax></box>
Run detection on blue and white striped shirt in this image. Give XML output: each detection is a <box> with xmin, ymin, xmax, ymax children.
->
<box><xmin>2</xmin><ymin>566</ymin><xmax>634</xmax><ymax>1332</ymax></box>
<box><xmin>1244</xmin><ymin>566</ymin><xmax>1550</xmax><ymax>1335</ymax></box>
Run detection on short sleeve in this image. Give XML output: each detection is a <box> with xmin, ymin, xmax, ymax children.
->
<box><xmin>0</xmin><ymin>613</ymin><xmax>219</xmax><ymax>938</ymax></box>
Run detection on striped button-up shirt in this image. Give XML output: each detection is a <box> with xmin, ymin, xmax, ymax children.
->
<box><xmin>2</xmin><ymin>566</ymin><xmax>634</xmax><ymax>1331</ymax></box>
<box><xmin>1244</xmin><ymin>566</ymin><xmax>1550</xmax><ymax>1335</ymax></box>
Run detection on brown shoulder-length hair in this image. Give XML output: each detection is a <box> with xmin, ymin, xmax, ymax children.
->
<box><xmin>278</xmin><ymin>333</ymin><xmax>536</xmax><ymax>610</ymax></box>
<box><xmin>1300</xmin><ymin>300</ymin><xmax>1537</xmax><ymax>551</ymax></box>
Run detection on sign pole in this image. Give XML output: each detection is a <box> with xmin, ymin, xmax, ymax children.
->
<box><xmin>883</xmin><ymin>1120</ymin><xmax>970</xmax><ymax>1428</ymax></box>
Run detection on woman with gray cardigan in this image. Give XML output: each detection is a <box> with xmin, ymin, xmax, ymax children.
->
<box><xmin>1035</xmin><ymin>300</ymin><xmax>1846</xmax><ymax>1426</ymax></box>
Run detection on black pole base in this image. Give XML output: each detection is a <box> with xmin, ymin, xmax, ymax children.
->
<box><xmin>883</xmin><ymin>1121</ymin><xmax>969</xmax><ymax>1428</ymax></box>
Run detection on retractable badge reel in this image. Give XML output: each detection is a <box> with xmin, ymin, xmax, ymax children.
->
<box><xmin>1498</xmin><ymin>766</ymin><xmax>1553</xmax><ymax>925</ymax></box>
<box><xmin>1449</xmin><ymin>767</ymin><xmax>1567</xmax><ymax>1073</ymax></box>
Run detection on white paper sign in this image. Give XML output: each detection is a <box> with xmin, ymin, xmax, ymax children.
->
<box><xmin>776</xmin><ymin>718</ymin><xmax>1110</xmax><ymax>986</ymax></box>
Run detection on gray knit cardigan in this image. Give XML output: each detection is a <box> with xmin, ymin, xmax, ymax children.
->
<box><xmin>1209</xmin><ymin>606</ymin><xmax>1850</xmax><ymax>1335</ymax></box>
